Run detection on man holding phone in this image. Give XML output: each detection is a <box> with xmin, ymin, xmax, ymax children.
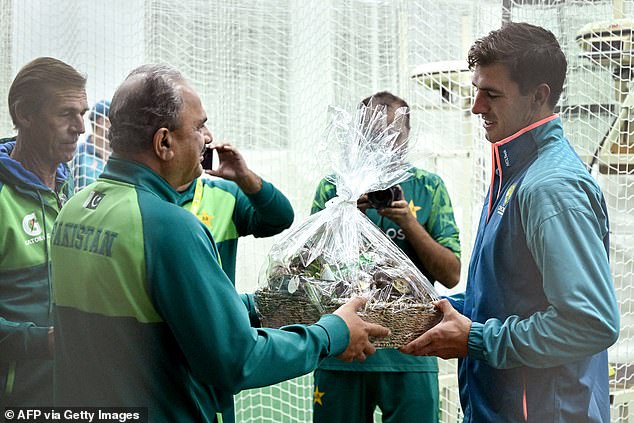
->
<box><xmin>178</xmin><ymin>141</ymin><xmax>294</xmax><ymax>286</ymax></box>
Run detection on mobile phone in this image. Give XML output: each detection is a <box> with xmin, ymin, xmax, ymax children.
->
<box><xmin>201</xmin><ymin>147</ymin><xmax>218</xmax><ymax>170</ymax></box>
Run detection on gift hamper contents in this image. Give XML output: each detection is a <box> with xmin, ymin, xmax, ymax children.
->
<box><xmin>255</xmin><ymin>103</ymin><xmax>442</xmax><ymax>348</ymax></box>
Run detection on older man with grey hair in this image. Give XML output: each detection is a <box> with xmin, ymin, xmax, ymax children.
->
<box><xmin>0</xmin><ymin>56</ymin><xmax>87</xmax><ymax>408</ymax></box>
<box><xmin>51</xmin><ymin>64</ymin><xmax>389</xmax><ymax>422</ymax></box>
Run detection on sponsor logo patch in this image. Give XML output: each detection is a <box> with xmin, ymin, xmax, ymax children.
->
<box><xmin>503</xmin><ymin>149</ymin><xmax>510</xmax><ymax>167</ymax></box>
<box><xmin>497</xmin><ymin>184</ymin><xmax>517</xmax><ymax>216</ymax></box>
<box><xmin>22</xmin><ymin>213</ymin><xmax>42</xmax><ymax>236</ymax></box>
<box><xmin>503</xmin><ymin>184</ymin><xmax>516</xmax><ymax>206</ymax></box>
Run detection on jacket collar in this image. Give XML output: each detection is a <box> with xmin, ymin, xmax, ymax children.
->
<box><xmin>175</xmin><ymin>178</ymin><xmax>197</xmax><ymax>206</ymax></box>
<box><xmin>0</xmin><ymin>138</ymin><xmax>72</xmax><ymax>194</ymax></box>
<box><xmin>492</xmin><ymin>114</ymin><xmax>559</xmax><ymax>176</ymax></box>
<box><xmin>486</xmin><ymin>115</ymin><xmax>560</xmax><ymax>221</ymax></box>
<box><xmin>101</xmin><ymin>155</ymin><xmax>182</xmax><ymax>205</ymax></box>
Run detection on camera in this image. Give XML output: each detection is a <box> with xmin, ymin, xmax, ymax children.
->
<box><xmin>367</xmin><ymin>186</ymin><xmax>403</xmax><ymax>209</ymax></box>
<box><xmin>201</xmin><ymin>147</ymin><xmax>216</xmax><ymax>170</ymax></box>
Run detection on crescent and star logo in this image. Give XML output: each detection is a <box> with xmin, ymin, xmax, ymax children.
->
<box><xmin>83</xmin><ymin>191</ymin><xmax>106</xmax><ymax>210</ymax></box>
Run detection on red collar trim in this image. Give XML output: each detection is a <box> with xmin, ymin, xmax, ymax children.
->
<box><xmin>494</xmin><ymin>114</ymin><xmax>558</xmax><ymax>147</ymax></box>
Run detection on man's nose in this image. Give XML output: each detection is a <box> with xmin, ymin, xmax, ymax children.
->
<box><xmin>471</xmin><ymin>92</ymin><xmax>488</xmax><ymax>115</ymax></box>
<box><xmin>203</xmin><ymin>126</ymin><xmax>213</xmax><ymax>145</ymax></box>
<box><xmin>73</xmin><ymin>115</ymin><xmax>86</xmax><ymax>134</ymax></box>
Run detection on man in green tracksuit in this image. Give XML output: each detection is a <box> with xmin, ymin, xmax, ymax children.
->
<box><xmin>311</xmin><ymin>91</ymin><xmax>461</xmax><ymax>423</ymax></box>
<box><xmin>178</xmin><ymin>141</ymin><xmax>294</xmax><ymax>285</ymax></box>
<box><xmin>51</xmin><ymin>64</ymin><xmax>389</xmax><ymax>422</ymax></box>
<box><xmin>0</xmin><ymin>57</ymin><xmax>87</xmax><ymax>407</ymax></box>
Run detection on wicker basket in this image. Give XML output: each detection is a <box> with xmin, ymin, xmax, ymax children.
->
<box><xmin>255</xmin><ymin>287</ymin><xmax>442</xmax><ymax>348</ymax></box>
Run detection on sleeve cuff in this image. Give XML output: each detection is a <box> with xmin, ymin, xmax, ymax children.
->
<box><xmin>442</xmin><ymin>294</ymin><xmax>464</xmax><ymax>314</ymax></box>
<box><xmin>314</xmin><ymin>314</ymin><xmax>349</xmax><ymax>357</ymax></box>
<box><xmin>467</xmin><ymin>321</ymin><xmax>486</xmax><ymax>361</ymax></box>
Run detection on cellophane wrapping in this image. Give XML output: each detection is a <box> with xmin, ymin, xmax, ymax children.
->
<box><xmin>255</xmin><ymin>103</ymin><xmax>442</xmax><ymax>347</ymax></box>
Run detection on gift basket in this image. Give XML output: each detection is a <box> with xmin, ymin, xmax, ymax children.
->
<box><xmin>255</xmin><ymin>102</ymin><xmax>442</xmax><ymax>348</ymax></box>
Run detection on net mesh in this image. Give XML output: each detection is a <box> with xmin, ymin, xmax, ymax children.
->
<box><xmin>1</xmin><ymin>0</ymin><xmax>633</xmax><ymax>421</ymax></box>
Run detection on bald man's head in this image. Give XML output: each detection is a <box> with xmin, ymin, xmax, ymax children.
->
<box><xmin>109</xmin><ymin>64</ymin><xmax>186</xmax><ymax>154</ymax></box>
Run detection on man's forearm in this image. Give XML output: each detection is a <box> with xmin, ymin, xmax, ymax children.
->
<box><xmin>235</xmin><ymin>170</ymin><xmax>263</xmax><ymax>194</ymax></box>
<box><xmin>400</xmin><ymin>220</ymin><xmax>460</xmax><ymax>288</ymax></box>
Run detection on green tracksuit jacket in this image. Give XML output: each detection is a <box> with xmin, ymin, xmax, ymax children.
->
<box><xmin>178</xmin><ymin>177</ymin><xmax>294</xmax><ymax>284</ymax></box>
<box><xmin>0</xmin><ymin>139</ymin><xmax>73</xmax><ymax>406</ymax></box>
<box><xmin>51</xmin><ymin>156</ymin><xmax>349</xmax><ymax>422</ymax></box>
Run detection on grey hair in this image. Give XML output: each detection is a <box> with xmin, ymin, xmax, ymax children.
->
<box><xmin>109</xmin><ymin>64</ymin><xmax>186</xmax><ymax>153</ymax></box>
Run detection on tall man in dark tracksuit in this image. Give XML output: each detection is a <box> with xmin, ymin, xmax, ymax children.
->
<box><xmin>0</xmin><ymin>57</ymin><xmax>87</xmax><ymax>407</ymax></box>
<box><xmin>51</xmin><ymin>64</ymin><xmax>389</xmax><ymax>422</ymax></box>
<box><xmin>401</xmin><ymin>23</ymin><xmax>620</xmax><ymax>423</ymax></box>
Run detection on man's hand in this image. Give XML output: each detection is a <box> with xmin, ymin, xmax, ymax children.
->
<box><xmin>334</xmin><ymin>297</ymin><xmax>390</xmax><ymax>362</ymax></box>
<box><xmin>399</xmin><ymin>299</ymin><xmax>471</xmax><ymax>359</ymax></box>
<box><xmin>358</xmin><ymin>185</ymin><xmax>415</xmax><ymax>229</ymax></box>
<box><xmin>375</xmin><ymin>188</ymin><xmax>461</xmax><ymax>288</ymax></box>
<box><xmin>205</xmin><ymin>141</ymin><xmax>262</xmax><ymax>193</ymax></box>
<box><xmin>376</xmin><ymin>199</ymin><xmax>416</xmax><ymax>228</ymax></box>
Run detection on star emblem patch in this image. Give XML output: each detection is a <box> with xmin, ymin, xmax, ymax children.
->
<box><xmin>199</xmin><ymin>211</ymin><xmax>214</xmax><ymax>227</ymax></box>
<box><xmin>408</xmin><ymin>200</ymin><xmax>421</xmax><ymax>217</ymax></box>
<box><xmin>313</xmin><ymin>386</ymin><xmax>325</xmax><ymax>406</ymax></box>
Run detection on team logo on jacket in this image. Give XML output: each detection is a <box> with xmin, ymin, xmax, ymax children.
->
<box><xmin>497</xmin><ymin>183</ymin><xmax>517</xmax><ymax>216</ymax></box>
<box><xmin>83</xmin><ymin>191</ymin><xmax>105</xmax><ymax>210</ymax></box>
<box><xmin>22</xmin><ymin>213</ymin><xmax>43</xmax><ymax>236</ymax></box>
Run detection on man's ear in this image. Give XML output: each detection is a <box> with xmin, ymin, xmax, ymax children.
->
<box><xmin>533</xmin><ymin>83</ymin><xmax>551</xmax><ymax>108</ymax></box>
<box><xmin>152</xmin><ymin>128</ymin><xmax>175</xmax><ymax>161</ymax></box>
<box><xmin>13</xmin><ymin>101</ymin><xmax>34</xmax><ymax>129</ymax></box>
